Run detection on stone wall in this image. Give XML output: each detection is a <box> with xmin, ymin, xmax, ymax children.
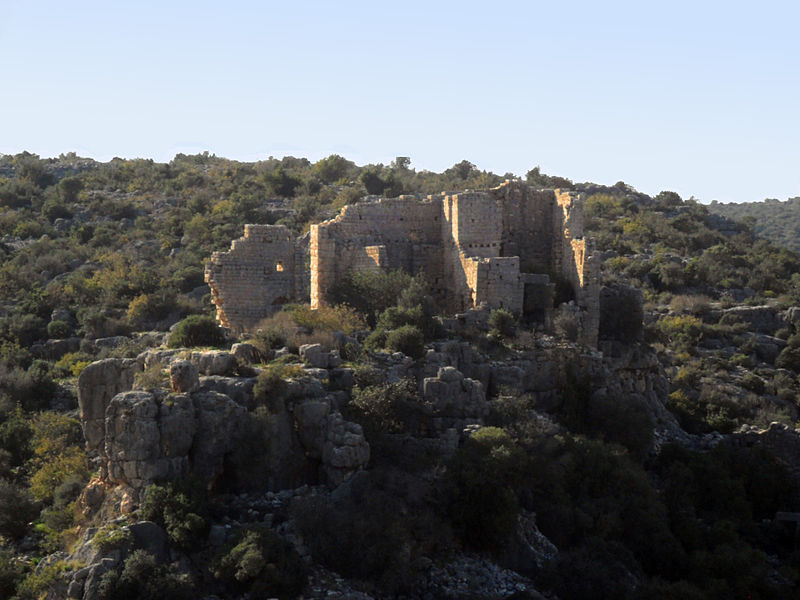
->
<box><xmin>209</xmin><ymin>181</ymin><xmax>600</xmax><ymax>345</ymax></box>
<box><xmin>205</xmin><ymin>224</ymin><xmax>305</xmax><ymax>332</ymax></box>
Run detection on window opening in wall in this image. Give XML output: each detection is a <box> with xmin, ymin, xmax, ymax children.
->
<box><xmin>276</xmin><ymin>261</ymin><xmax>284</xmax><ymax>272</ymax></box>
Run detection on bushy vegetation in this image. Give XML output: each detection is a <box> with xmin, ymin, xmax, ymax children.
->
<box><xmin>167</xmin><ymin>315</ymin><xmax>225</xmax><ymax>348</ymax></box>
<box><xmin>212</xmin><ymin>526</ymin><xmax>306</xmax><ymax>598</ymax></box>
<box><xmin>2</xmin><ymin>152</ymin><xmax>800</xmax><ymax>598</ymax></box>
<box><xmin>139</xmin><ymin>482</ymin><xmax>208</xmax><ymax>550</ymax></box>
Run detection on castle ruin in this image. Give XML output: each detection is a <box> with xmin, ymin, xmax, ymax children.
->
<box><xmin>205</xmin><ymin>180</ymin><xmax>599</xmax><ymax>345</ymax></box>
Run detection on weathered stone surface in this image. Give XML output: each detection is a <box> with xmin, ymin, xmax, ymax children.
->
<box><xmin>169</xmin><ymin>360</ymin><xmax>199</xmax><ymax>393</ymax></box>
<box><xmin>78</xmin><ymin>358</ymin><xmax>142</xmax><ymax>451</ymax></box>
<box><xmin>128</xmin><ymin>521</ymin><xmax>170</xmax><ymax>563</ymax></box>
<box><xmin>423</xmin><ymin>366</ymin><xmax>488</xmax><ymax>433</ymax></box>
<box><xmin>191</xmin><ymin>391</ymin><xmax>247</xmax><ymax>483</ymax></box>
<box><xmin>187</xmin><ymin>350</ymin><xmax>238</xmax><ymax>376</ymax></box>
<box><xmin>197</xmin><ymin>375</ymin><xmax>256</xmax><ymax>407</ymax></box>
<box><xmin>288</xmin><ymin>396</ymin><xmax>370</xmax><ymax>486</ymax></box>
<box><xmin>101</xmin><ymin>389</ymin><xmax>244</xmax><ymax>494</ymax></box>
<box><xmin>299</xmin><ymin>343</ymin><xmax>341</xmax><ymax>369</ymax></box>
<box><xmin>138</xmin><ymin>348</ymin><xmax>180</xmax><ymax>370</ymax></box>
<box><xmin>231</xmin><ymin>342</ymin><xmax>262</xmax><ymax>364</ymax></box>
<box><xmin>321</xmin><ymin>411</ymin><xmax>370</xmax><ymax>486</ymax></box>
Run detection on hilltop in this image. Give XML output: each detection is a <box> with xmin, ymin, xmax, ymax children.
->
<box><xmin>1</xmin><ymin>152</ymin><xmax>800</xmax><ymax>599</ymax></box>
<box><xmin>708</xmin><ymin>196</ymin><xmax>800</xmax><ymax>253</ymax></box>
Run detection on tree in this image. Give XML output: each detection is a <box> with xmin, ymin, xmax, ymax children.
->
<box><xmin>312</xmin><ymin>154</ymin><xmax>353</xmax><ymax>184</ymax></box>
<box><xmin>59</xmin><ymin>176</ymin><xmax>84</xmax><ymax>203</ymax></box>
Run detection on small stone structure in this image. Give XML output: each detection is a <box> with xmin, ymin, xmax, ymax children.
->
<box><xmin>206</xmin><ymin>180</ymin><xmax>600</xmax><ymax>345</ymax></box>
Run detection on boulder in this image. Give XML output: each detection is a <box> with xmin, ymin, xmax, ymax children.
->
<box><xmin>138</xmin><ymin>348</ymin><xmax>180</xmax><ymax>370</ymax></box>
<box><xmin>78</xmin><ymin>358</ymin><xmax>142</xmax><ymax>451</ymax></box>
<box><xmin>299</xmin><ymin>343</ymin><xmax>341</xmax><ymax>369</ymax></box>
<box><xmin>169</xmin><ymin>360</ymin><xmax>199</xmax><ymax>393</ymax></box>
<box><xmin>187</xmin><ymin>350</ymin><xmax>238</xmax><ymax>376</ymax></box>
<box><xmin>128</xmin><ymin>521</ymin><xmax>170</xmax><ymax>563</ymax></box>
<box><xmin>231</xmin><ymin>342</ymin><xmax>262</xmax><ymax>364</ymax></box>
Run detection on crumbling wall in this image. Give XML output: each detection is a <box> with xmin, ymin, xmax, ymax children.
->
<box><xmin>205</xmin><ymin>224</ymin><xmax>303</xmax><ymax>332</ymax></box>
<box><xmin>209</xmin><ymin>181</ymin><xmax>600</xmax><ymax>346</ymax></box>
<box><xmin>310</xmin><ymin>197</ymin><xmax>443</xmax><ymax>308</ymax></box>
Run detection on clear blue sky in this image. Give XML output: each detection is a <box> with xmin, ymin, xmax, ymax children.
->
<box><xmin>1</xmin><ymin>0</ymin><xmax>798</xmax><ymax>203</ymax></box>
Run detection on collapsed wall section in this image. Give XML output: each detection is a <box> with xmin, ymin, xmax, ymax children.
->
<box><xmin>205</xmin><ymin>224</ymin><xmax>303</xmax><ymax>332</ymax></box>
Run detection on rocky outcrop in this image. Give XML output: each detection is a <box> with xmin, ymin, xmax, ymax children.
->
<box><xmin>423</xmin><ymin>366</ymin><xmax>488</xmax><ymax>432</ymax></box>
<box><xmin>721</xmin><ymin>305</ymin><xmax>788</xmax><ymax>335</ymax></box>
<box><xmin>98</xmin><ymin>389</ymin><xmax>245</xmax><ymax>496</ymax></box>
<box><xmin>78</xmin><ymin>358</ymin><xmax>143</xmax><ymax>451</ymax></box>
<box><xmin>169</xmin><ymin>360</ymin><xmax>199</xmax><ymax>393</ymax></box>
<box><xmin>299</xmin><ymin>343</ymin><xmax>342</xmax><ymax>369</ymax></box>
<box><xmin>187</xmin><ymin>350</ymin><xmax>238</xmax><ymax>376</ymax></box>
<box><xmin>291</xmin><ymin>398</ymin><xmax>370</xmax><ymax>486</ymax></box>
<box><xmin>231</xmin><ymin>342</ymin><xmax>262</xmax><ymax>364</ymax></box>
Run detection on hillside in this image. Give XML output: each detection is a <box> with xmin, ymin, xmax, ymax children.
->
<box><xmin>1</xmin><ymin>152</ymin><xmax>800</xmax><ymax>599</ymax></box>
<box><xmin>708</xmin><ymin>196</ymin><xmax>800</xmax><ymax>253</ymax></box>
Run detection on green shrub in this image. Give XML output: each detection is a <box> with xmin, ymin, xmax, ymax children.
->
<box><xmin>126</xmin><ymin>292</ymin><xmax>178</xmax><ymax>328</ymax></box>
<box><xmin>0</xmin><ymin>478</ymin><xmax>38</xmax><ymax>539</ymax></box>
<box><xmin>349</xmin><ymin>379</ymin><xmax>429</xmax><ymax>436</ymax></box>
<box><xmin>328</xmin><ymin>269</ymin><xmax>414</xmax><ymax>326</ymax></box>
<box><xmin>212</xmin><ymin>527</ymin><xmax>306</xmax><ymax>598</ymax></box>
<box><xmin>0</xmin><ymin>549</ymin><xmax>24</xmax><ymax>599</ymax></box>
<box><xmin>54</xmin><ymin>352</ymin><xmax>93</xmax><ymax>377</ymax></box>
<box><xmin>98</xmin><ymin>550</ymin><xmax>194</xmax><ymax>600</ymax></box>
<box><xmin>252</xmin><ymin>363</ymin><xmax>305</xmax><ymax>412</ymax></box>
<box><xmin>167</xmin><ymin>315</ymin><xmax>225</xmax><ymax>348</ymax></box>
<box><xmin>445</xmin><ymin>427</ymin><xmax>524</xmax><ymax>551</ymax></box>
<box><xmin>384</xmin><ymin>325</ymin><xmax>425</xmax><ymax>359</ymax></box>
<box><xmin>14</xmin><ymin>560</ymin><xmax>70</xmax><ymax>600</ymax></box>
<box><xmin>0</xmin><ymin>362</ymin><xmax>58</xmax><ymax>411</ymax></box>
<box><xmin>92</xmin><ymin>523</ymin><xmax>133</xmax><ymax>553</ymax></box>
<box><xmin>489</xmin><ymin>308</ymin><xmax>517</xmax><ymax>339</ymax></box>
<box><xmin>139</xmin><ymin>482</ymin><xmax>208</xmax><ymax>550</ymax></box>
<box><xmin>46</xmin><ymin>320</ymin><xmax>72</xmax><ymax>339</ymax></box>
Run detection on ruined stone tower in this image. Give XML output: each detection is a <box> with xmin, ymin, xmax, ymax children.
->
<box><xmin>205</xmin><ymin>181</ymin><xmax>599</xmax><ymax>345</ymax></box>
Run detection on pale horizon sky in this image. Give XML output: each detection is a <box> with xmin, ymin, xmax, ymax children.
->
<box><xmin>1</xmin><ymin>1</ymin><xmax>798</xmax><ymax>203</ymax></box>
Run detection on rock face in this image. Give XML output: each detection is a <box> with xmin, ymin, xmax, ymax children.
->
<box><xmin>291</xmin><ymin>396</ymin><xmax>370</xmax><ymax>486</ymax></box>
<box><xmin>100</xmin><ymin>389</ymin><xmax>245</xmax><ymax>495</ymax></box>
<box><xmin>721</xmin><ymin>305</ymin><xmax>788</xmax><ymax>335</ymax></box>
<box><xmin>423</xmin><ymin>366</ymin><xmax>487</xmax><ymax>432</ymax></box>
<box><xmin>78</xmin><ymin>358</ymin><xmax>143</xmax><ymax>451</ymax></box>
